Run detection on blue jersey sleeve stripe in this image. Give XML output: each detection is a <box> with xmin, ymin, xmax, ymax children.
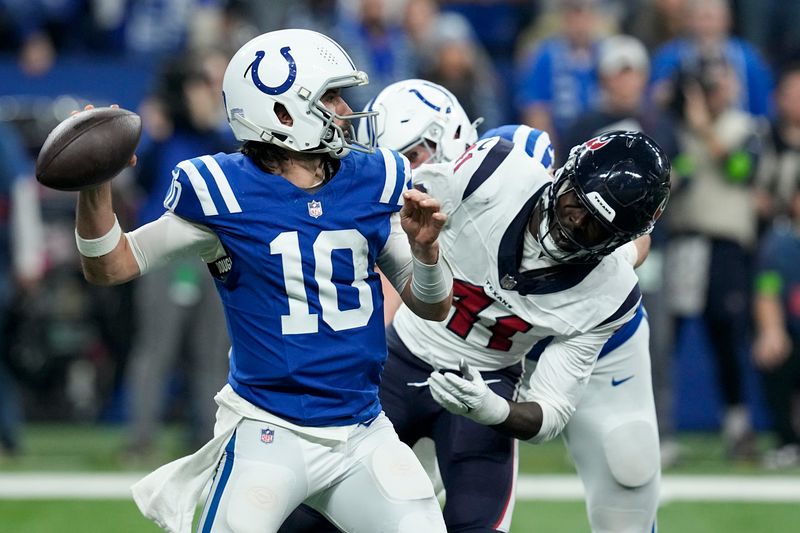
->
<box><xmin>193</xmin><ymin>157</ymin><xmax>231</xmax><ymax>215</ymax></box>
<box><xmin>598</xmin><ymin>303</ymin><xmax>645</xmax><ymax>359</ymax></box>
<box><xmin>529</xmin><ymin>130</ymin><xmax>554</xmax><ymax>170</ymax></box>
<box><xmin>392</xmin><ymin>152</ymin><xmax>411</xmax><ymax>206</ymax></box>
<box><xmin>199</xmin><ymin>155</ymin><xmax>242</xmax><ymax>214</ymax></box>
<box><xmin>378</xmin><ymin>147</ymin><xmax>396</xmax><ymax>203</ymax></box>
<box><xmin>482</xmin><ymin>124</ymin><xmax>555</xmax><ymax>170</ymax></box>
<box><xmin>176</xmin><ymin>159</ymin><xmax>219</xmax><ymax>216</ymax></box>
<box><xmin>513</xmin><ymin>125</ymin><xmax>538</xmax><ymax>157</ymax></box>
<box><xmin>540</xmin><ymin>146</ymin><xmax>554</xmax><ymax>170</ymax></box>
<box><xmin>378</xmin><ymin>148</ymin><xmax>406</xmax><ymax>204</ymax></box>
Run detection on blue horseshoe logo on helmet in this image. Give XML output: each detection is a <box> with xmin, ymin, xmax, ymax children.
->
<box><xmin>248</xmin><ymin>47</ymin><xmax>297</xmax><ymax>95</ymax></box>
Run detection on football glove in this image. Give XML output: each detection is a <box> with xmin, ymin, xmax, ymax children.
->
<box><xmin>427</xmin><ymin>359</ymin><xmax>510</xmax><ymax>426</ymax></box>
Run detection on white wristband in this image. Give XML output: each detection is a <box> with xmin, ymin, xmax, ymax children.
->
<box><xmin>471</xmin><ymin>389</ymin><xmax>511</xmax><ymax>426</ymax></box>
<box><xmin>410</xmin><ymin>253</ymin><xmax>453</xmax><ymax>304</ymax></box>
<box><xmin>75</xmin><ymin>216</ymin><xmax>122</xmax><ymax>257</ymax></box>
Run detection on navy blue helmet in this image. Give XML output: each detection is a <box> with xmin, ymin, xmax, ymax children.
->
<box><xmin>537</xmin><ymin>130</ymin><xmax>671</xmax><ymax>263</ymax></box>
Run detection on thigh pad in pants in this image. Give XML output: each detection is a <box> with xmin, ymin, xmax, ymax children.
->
<box><xmin>602</xmin><ymin>419</ymin><xmax>660</xmax><ymax>488</ymax></box>
<box><xmin>370</xmin><ymin>437</ymin><xmax>436</xmax><ymax>501</ymax></box>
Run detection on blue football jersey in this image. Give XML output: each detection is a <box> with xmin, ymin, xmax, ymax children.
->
<box><xmin>163</xmin><ymin>148</ymin><xmax>411</xmax><ymax>426</ymax></box>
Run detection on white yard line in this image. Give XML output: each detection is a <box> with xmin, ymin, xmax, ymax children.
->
<box><xmin>515</xmin><ymin>475</ymin><xmax>800</xmax><ymax>502</ymax></box>
<box><xmin>0</xmin><ymin>473</ymin><xmax>144</xmax><ymax>499</ymax></box>
<box><xmin>0</xmin><ymin>473</ymin><xmax>798</xmax><ymax>502</ymax></box>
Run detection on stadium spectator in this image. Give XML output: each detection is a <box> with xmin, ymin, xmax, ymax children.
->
<box><xmin>435</xmin><ymin>0</ymin><xmax>538</xmax><ymax>124</ymax></box>
<box><xmin>751</xmin><ymin>64</ymin><xmax>800</xmax><ymax>470</ymax></box>
<box><xmin>623</xmin><ymin>0</ymin><xmax>689</xmax><ymax>52</ymax></box>
<box><xmin>756</xmin><ymin>65</ymin><xmax>800</xmax><ymax>227</ymax></box>
<box><xmin>402</xmin><ymin>0</ymin><xmax>475</xmax><ymax>75</ymax></box>
<box><xmin>752</xmin><ymin>189</ymin><xmax>800</xmax><ymax>470</ymax></box>
<box><xmin>662</xmin><ymin>53</ymin><xmax>763</xmax><ymax>459</ymax></box>
<box><xmin>221</xmin><ymin>0</ymin><xmax>340</xmax><ymax>43</ymax></box>
<box><xmin>515</xmin><ymin>0</ymin><xmax>605</xmax><ymax>159</ymax></box>
<box><xmin>0</xmin><ymin>121</ymin><xmax>45</xmax><ymax>457</ymax></box>
<box><xmin>418</xmin><ymin>20</ymin><xmax>503</xmax><ymax>132</ymax></box>
<box><xmin>650</xmin><ymin>0</ymin><xmax>773</xmax><ymax>117</ymax></box>
<box><xmin>333</xmin><ymin>0</ymin><xmax>417</xmax><ymax>111</ymax></box>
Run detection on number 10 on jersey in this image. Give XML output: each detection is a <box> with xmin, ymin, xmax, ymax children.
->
<box><xmin>270</xmin><ymin>229</ymin><xmax>375</xmax><ymax>334</ymax></box>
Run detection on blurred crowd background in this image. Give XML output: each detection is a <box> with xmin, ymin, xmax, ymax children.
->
<box><xmin>1</xmin><ymin>0</ymin><xmax>800</xmax><ymax>473</ymax></box>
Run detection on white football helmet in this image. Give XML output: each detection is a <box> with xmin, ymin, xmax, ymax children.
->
<box><xmin>359</xmin><ymin>79</ymin><xmax>481</xmax><ymax>163</ymax></box>
<box><xmin>222</xmin><ymin>29</ymin><xmax>377</xmax><ymax>157</ymax></box>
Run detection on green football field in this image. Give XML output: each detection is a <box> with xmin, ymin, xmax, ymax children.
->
<box><xmin>1</xmin><ymin>499</ymin><xmax>798</xmax><ymax>533</ymax></box>
<box><xmin>1</xmin><ymin>424</ymin><xmax>799</xmax><ymax>532</ymax></box>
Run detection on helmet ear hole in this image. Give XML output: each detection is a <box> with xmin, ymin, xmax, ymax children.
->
<box><xmin>274</xmin><ymin>103</ymin><xmax>293</xmax><ymax>126</ymax></box>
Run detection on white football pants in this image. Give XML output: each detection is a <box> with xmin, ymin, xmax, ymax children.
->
<box><xmin>561</xmin><ymin>317</ymin><xmax>661</xmax><ymax>533</ymax></box>
<box><xmin>196</xmin><ymin>414</ymin><xmax>446</xmax><ymax>533</ymax></box>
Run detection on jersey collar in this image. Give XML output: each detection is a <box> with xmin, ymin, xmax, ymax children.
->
<box><xmin>497</xmin><ymin>185</ymin><xmax>600</xmax><ymax>295</ymax></box>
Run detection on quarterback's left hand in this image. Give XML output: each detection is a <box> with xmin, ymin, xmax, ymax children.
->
<box><xmin>400</xmin><ymin>188</ymin><xmax>447</xmax><ymax>264</ymax></box>
<box><xmin>428</xmin><ymin>359</ymin><xmax>510</xmax><ymax>426</ymax></box>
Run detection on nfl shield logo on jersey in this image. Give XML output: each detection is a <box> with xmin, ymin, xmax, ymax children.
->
<box><xmin>307</xmin><ymin>200</ymin><xmax>323</xmax><ymax>218</ymax></box>
<box><xmin>260</xmin><ymin>428</ymin><xmax>275</xmax><ymax>444</ymax></box>
<box><xmin>500</xmin><ymin>274</ymin><xmax>517</xmax><ymax>290</ymax></box>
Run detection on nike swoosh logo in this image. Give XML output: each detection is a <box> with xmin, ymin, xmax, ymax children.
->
<box><xmin>611</xmin><ymin>375</ymin><xmax>634</xmax><ymax>387</ymax></box>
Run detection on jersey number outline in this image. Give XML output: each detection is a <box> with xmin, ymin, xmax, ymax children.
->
<box><xmin>447</xmin><ymin>280</ymin><xmax>532</xmax><ymax>351</ymax></box>
<box><xmin>270</xmin><ymin>229</ymin><xmax>374</xmax><ymax>334</ymax></box>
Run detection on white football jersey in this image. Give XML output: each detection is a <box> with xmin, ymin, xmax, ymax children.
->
<box><xmin>393</xmin><ymin>136</ymin><xmax>641</xmax><ymax>373</ymax></box>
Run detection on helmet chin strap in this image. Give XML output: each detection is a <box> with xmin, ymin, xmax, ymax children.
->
<box><xmin>534</xmin><ymin>188</ymin><xmax>572</xmax><ymax>262</ymax></box>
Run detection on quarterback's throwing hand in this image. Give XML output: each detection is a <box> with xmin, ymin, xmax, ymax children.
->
<box><xmin>400</xmin><ymin>189</ymin><xmax>447</xmax><ymax>263</ymax></box>
<box><xmin>428</xmin><ymin>359</ymin><xmax>510</xmax><ymax>426</ymax></box>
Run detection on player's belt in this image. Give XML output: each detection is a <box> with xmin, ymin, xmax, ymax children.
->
<box><xmin>597</xmin><ymin>303</ymin><xmax>645</xmax><ymax>359</ymax></box>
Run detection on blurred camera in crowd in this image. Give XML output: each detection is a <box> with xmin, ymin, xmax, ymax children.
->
<box><xmin>663</xmin><ymin>53</ymin><xmax>733</xmax><ymax>120</ymax></box>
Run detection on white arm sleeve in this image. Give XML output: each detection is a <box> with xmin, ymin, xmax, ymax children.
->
<box><xmin>375</xmin><ymin>213</ymin><xmax>413</xmax><ymax>293</ymax></box>
<box><xmin>613</xmin><ymin>240</ymin><xmax>639</xmax><ymax>267</ymax></box>
<box><xmin>125</xmin><ymin>211</ymin><xmax>224</xmax><ymax>275</ymax></box>
<box><xmin>522</xmin><ymin>326</ymin><xmax>615</xmax><ymax>443</ymax></box>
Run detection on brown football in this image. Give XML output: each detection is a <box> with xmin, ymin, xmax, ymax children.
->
<box><xmin>35</xmin><ymin>107</ymin><xmax>142</xmax><ymax>191</ymax></box>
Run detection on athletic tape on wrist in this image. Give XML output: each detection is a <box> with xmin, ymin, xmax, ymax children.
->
<box><xmin>477</xmin><ymin>391</ymin><xmax>511</xmax><ymax>426</ymax></box>
<box><xmin>75</xmin><ymin>216</ymin><xmax>122</xmax><ymax>257</ymax></box>
<box><xmin>410</xmin><ymin>253</ymin><xmax>453</xmax><ymax>304</ymax></box>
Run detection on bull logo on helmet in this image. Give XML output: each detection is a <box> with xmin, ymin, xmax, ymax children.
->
<box><xmin>584</xmin><ymin>135</ymin><xmax>612</xmax><ymax>151</ymax></box>
<box><xmin>247</xmin><ymin>47</ymin><xmax>297</xmax><ymax>95</ymax></box>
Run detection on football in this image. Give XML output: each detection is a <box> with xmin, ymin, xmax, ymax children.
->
<box><xmin>35</xmin><ymin>106</ymin><xmax>142</xmax><ymax>191</ymax></box>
